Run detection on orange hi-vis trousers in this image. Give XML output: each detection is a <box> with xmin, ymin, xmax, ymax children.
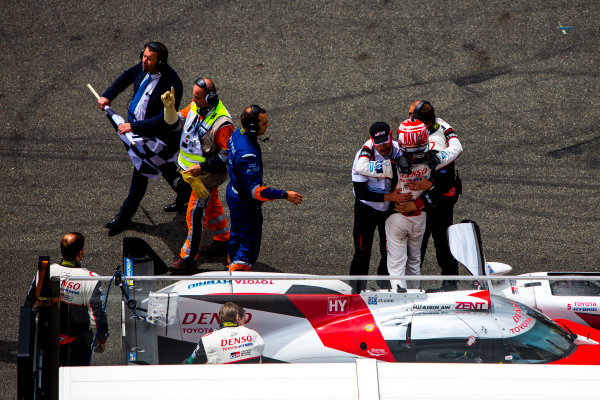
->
<box><xmin>180</xmin><ymin>186</ymin><xmax>230</xmax><ymax>260</ymax></box>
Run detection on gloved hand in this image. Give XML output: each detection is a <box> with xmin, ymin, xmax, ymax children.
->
<box><xmin>181</xmin><ymin>171</ymin><xmax>209</xmax><ymax>199</ymax></box>
<box><xmin>393</xmin><ymin>154</ymin><xmax>412</xmax><ymax>174</ymax></box>
<box><xmin>161</xmin><ymin>86</ymin><xmax>179</xmax><ymax>125</ymax></box>
<box><xmin>427</xmin><ymin>152</ymin><xmax>441</xmax><ymax>170</ymax></box>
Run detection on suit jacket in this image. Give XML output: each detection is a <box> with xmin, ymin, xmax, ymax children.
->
<box><xmin>102</xmin><ymin>63</ymin><xmax>183</xmax><ymax>145</ymax></box>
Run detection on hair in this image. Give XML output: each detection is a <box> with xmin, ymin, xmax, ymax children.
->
<box><xmin>219</xmin><ymin>302</ymin><xmax>246</xmax><ymax>324</ymax></box>
<box><xmin>240</xmin><ymin>105</ymin><xmax>266</xmax><ymax>130</ymax></box>
<box><xmin>416</xmin><ymin>101</ymin><xmax>436</xmax><ymax>125</ymax></box>
<box><xmin>60</xmin><ymin>232</ymin><xmax>85</xmax><ymax>260</ymax></box>
<box><xmin>145</xmin><ymin>42</ymin><xmax>168</xmax><ymax>58</ymax></box>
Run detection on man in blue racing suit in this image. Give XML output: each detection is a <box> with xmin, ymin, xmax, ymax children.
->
<box><xmin>226</xmin><ymin>105</ymin><xmax>303</xmax><ymax>271</ymax></box>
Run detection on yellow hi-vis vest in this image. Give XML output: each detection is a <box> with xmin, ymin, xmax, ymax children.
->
<box><xmin>177</xmin><ymin>100</ymin><xmax>232</xmax><ymax>170</ymax></box>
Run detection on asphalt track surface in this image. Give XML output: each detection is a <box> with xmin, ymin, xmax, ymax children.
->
<box><xmin>1</xmin><ymin>1</ymin><xmax>598</xmax><ymax>397</ymax></box>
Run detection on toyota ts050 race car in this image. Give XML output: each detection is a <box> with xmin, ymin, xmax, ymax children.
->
<box><xmin>119</xmin><ymin>222</ymin><xmax>600</xmax><ymax>366</ymax></box>
<box><xmin>448</xmin><ymin>221</ymin><xmax>600</xmax><ymax>331</ymax></box>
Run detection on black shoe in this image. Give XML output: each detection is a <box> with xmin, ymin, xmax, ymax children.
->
<box><xmin>167</xmin><ymin>257</ymin><xmax>197</xmax><ymax>275</ymax></box>
<box><xmin>376</xmin><ymin>280</ymin><xmax>391</xmax><ymax>290</ymax></box>
<box><xmin>164</xmin><ymin>202</ymin><xmax>187</xmax><ymax>212</ymax></box>
<box><xmin>441</xmin><ymin>280</ymin><xmax>458</xmax><ymax>292</ymax></box>
<box><xmin>104</xmin><ymin>215</ymin><xmax>131</xmax><ymax>232</ymax></box>
<box><xmin>350</xmin><ymin>280</ymin><xmax>366</xmax><ymax>294</ymax></box>
<box><xmin>199</xmin><ymin>240</ymin><xmax>229</xmax><ymax>257</ymax></box>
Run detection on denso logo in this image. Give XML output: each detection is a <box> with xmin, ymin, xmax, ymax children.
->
<box><xmin>400</xmin><ymin>167</ymin><xmax>429</xmax><ymax>179</ymax></box>
<box><xmin>61</xmin><ymin>280</ymin><xmax>81</xmax><ymax>290</ymax></box>
<box><xmin>221</xmin><ymin>335</ymin><xmax>252</xmax><ymax>347</ymax></box>
<box><xmin>328</xmin><ymin>297</ymin><xmax>349</xmax><ymax>315</ymax></box>
<box><xmin>455</xmin><ymin>301</ymin><xmax>486</xmax><ymax>310</ymax></box>
<box><xmin>181</xmin><ymin>312</ymin><xmax>253</xmax><ymax>325</ymax></box>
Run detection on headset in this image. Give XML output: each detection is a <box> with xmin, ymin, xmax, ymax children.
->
<box><xmin>412</xmin><ymin>100</ymin><xmax>430</xmax><ymax>121</ymax></box>
<box><xmin>195</xmin><ymin>78</ymin><xmax>219</xmax><ymax>108</ymax></box>
<box><xmin>244</xmin><ymin>104</ymin><xmax>262</xmax><ymax>135</ymax></box>
<box><xmin>140</xmin><ymin>42</ymin><xmax>168</xmax><ymax>71</ymax></box>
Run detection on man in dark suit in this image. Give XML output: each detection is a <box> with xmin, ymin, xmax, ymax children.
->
<box><xmin>97</xmin><ymin>42</ymin><xmax>187</xmax><ymax>232</ymax></box>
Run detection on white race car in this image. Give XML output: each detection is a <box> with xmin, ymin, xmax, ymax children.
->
<box><xmin>448</xmin><ymin>221</ymin><xmax>600</xmax><ymax>331</ymax></box>
<box><xmin>120</xmin><ymin>222</ymin><xmax>600</xmax><ymax>366</ymax></box>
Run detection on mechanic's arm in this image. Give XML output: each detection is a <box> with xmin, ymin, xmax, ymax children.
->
<box><xmin>184</xmin><ymin>341</ymin><xmax>208</xmax><ymax>364</ymax></box>
<box><xmin>428</xmin><ymin>128</ymin><xmax>463</xmax><ymax>171</ymax></box>
<box><xmin>24</xmin><ymin>275</ymin><xmax>37</xmax><ymax>307</ymax></box>
<box><xmin>353</xmin><ymin>146</ymin><xmax>395</xmax><ymax>178</ymax></box>
<box><xmin>239</xmin><ymin>155</ymin><xmax>301</xmax><ymax>204</ymax></box>
<box><xmin>89</xmin><ymin>281</ymin><xmax>109</xmax><ymax>349</ymax></box>
<box><xmin>401</xmin><ymin>168</ymin><xmax>456</xmax><ymax>213</ymax></box>
<box><xmin>353</xmin><ymin>181</ymin><xmax>405</xmax><ymax>203</ymax></box>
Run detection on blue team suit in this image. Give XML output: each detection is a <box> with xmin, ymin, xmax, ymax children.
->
<box><xmin>226</xmin><ymin>128</ymin><xmax>287</xmax><ymax>270</ymax></box>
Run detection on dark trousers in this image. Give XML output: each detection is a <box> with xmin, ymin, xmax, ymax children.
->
<box><xmin>349</xmin><ymin>200</ymin><xmax>390</xmax><ymax>292</ymax></box>
<box><xmin>226</xmin><ymin>184</ymin><xmax>263</xmax><ymax>267</ymax></box>
<box><xmin>420</xmin><ymin>204</ymin><xmax>459</xmax><ymax>275</ymax></box>
<box><xmin>118</xmin><ymin>163</ymin><xmax>191</xmax><ymax>219</ymax></box>
<box><xmin>60</xmin><ymin>338</ymin><xmax>92</xmax><ymax>367</ymax></box>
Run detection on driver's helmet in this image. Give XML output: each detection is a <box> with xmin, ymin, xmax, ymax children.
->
<box><xmin>397</xmin><ymin>119</ymin><xmax>429</xmax><ymax>154</ymax></box>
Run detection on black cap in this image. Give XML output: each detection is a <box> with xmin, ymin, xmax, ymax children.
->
<box><xmin>369</xmin><ymin>122</ymin><xmax>392</xmax><ymax>145</ymax></box>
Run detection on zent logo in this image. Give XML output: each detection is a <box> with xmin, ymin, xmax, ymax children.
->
<box><xmin>455</xmin><ymin>301</ymin><xmax>486</xmax><ymax>310</ymax></box>
<box><xmin>328</xmin><ymin>297</ymin><xmax>349</xmax><ymax>315</ymax></box>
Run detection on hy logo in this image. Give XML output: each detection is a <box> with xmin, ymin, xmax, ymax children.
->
<box><xmin>328</xmin><ymin>297</ymin><xmax>349</xmax><ymax>315</ymax></box>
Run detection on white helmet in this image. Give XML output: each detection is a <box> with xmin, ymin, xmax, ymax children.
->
<box><xmin>397</xmin><ymin>119</ymin><xmax>429</xmax><ymax>153</ymax></box>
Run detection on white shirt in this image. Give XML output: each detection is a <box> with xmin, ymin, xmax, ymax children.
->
<box><xmin>132</xmin><ymin>72</ymin><xmax>161</xmax><ymax>122</ymax></box>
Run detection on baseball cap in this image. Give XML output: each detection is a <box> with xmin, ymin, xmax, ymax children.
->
<box><xmin>369</xmin><ymin>122</ymin><xmax>392</xmax><ymax>146</ymax></box>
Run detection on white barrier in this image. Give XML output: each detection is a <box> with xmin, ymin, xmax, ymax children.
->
<box><xmin>60</xmin><ymin>360</ymin><xmax>600</xmax><ymax>400</ymax></box>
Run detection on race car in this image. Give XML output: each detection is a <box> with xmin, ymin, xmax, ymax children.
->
<box><xmin>120</xmin><ymin>234</ymin><xmax>600</xmax><ymax>366</ymax></box>
<box><xmin>448</xmin><ymin>221</ymin><xmax>600</xmax><ymax>331</ymax></box>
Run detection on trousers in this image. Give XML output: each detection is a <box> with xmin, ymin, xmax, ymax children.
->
<box><xmin>421</xmin><ymin>204</ymin><xmax>459</xmax><ymax>275</ymax></box>
<box><xmin>119</xmin><ymin>163</ymin><xmax>190</xmax><ymax>219</ymax></box>
<box><xmin>180</xmin><ymin>186</ymin><xmax>230</xmax><ymax>260</ymax></box>
<box><xmin>349</xmin><ymin>200</ymin><xmax>391</xmax><ymax>292</ymax></box>
<box><xmin>386</xmin><ymin>212</ymin><xmax>427</xmax><ymax>290</ymax></box>
<box><xmin>226</xmin><ymin>183</ymin><xmax>263</xmax><ymax>269</ymax></box>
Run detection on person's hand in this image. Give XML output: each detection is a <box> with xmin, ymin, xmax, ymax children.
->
<box><xmin>94</xmin><ymin>341</ymin><xmax>106</xmax><ymax>353</ymax></box>
<box><xmin>427</xmin><ymin>152</ymin><xmax>441</xmax><ymax>170</ymax></box>
<box><xmin>181</xmin><ymin>171</ymin><xmax>209</xmax><ymax>199</ymax></box>
<box><xmin>98</xmin><ymin>96</ymin><xmax>110</xmax><ymax>110</ymax></box>
<box><xmin>384</xmin><ymin>190</ymin><xmax>411</xmax><ymax>203</ymax></box>
<box><xmin>184</xmin><ymin>164</ymin><xmax>203</xmax><ymax>177</ymax></box>
<box><xmin>118</xmin><ymin>123</ymin><xmax>132</xmax><ymax>134</ymax></box>
<box><xmin>406</xmin><ymin>177</ymin><xmax>432</xmax><ymax>191</ymax></box>
<box><xmin>161</xmin><ymin>87</ymin><xmax>175</xmax><ymax>108</ymax></box>
<box><xmin>395</xmin><ymin>201</ymin><xmax>417</xmax><ymax>213</ymax></box>
<box><xmin>162</xmin><ymin>87</ymin><xmax>179</xmax><ymax>124</ymax></box>
<box><xmin>286</xmin><ymin>191</ymin><xmax>303</xmax><ymax>205</ymax></box>
<box><xmin>393</xmin><ymin>154</ymin><xmax>412</xmax><ymax>174</ymax></box>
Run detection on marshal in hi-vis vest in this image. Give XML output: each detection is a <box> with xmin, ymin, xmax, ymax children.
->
<box><xmin>177</xmin><ymin>100</ymin><xmax>233</xmax><ymax>188</ymax></box>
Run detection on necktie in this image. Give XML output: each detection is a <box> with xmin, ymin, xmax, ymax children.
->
<box><xmin>128</xmin><ymin>74</ymin><xmax>152</xmax><ymax>122</ymax></box>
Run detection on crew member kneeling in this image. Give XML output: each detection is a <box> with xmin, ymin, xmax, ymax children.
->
<box><xmin>184</xmin><ymin>302</ymin><xmax>264</xmax><ymax>364</ymax></box>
